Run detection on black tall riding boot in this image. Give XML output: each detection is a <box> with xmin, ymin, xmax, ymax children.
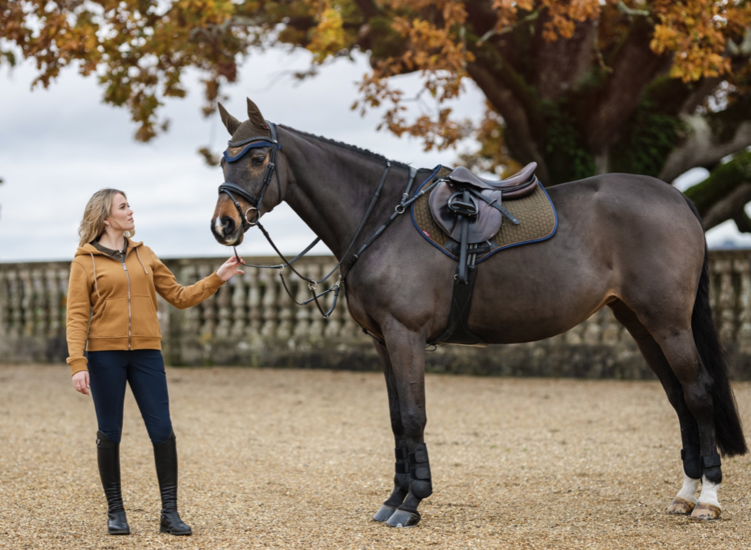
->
<box><xmin>153</xmin><ymin>432</ymin><xmax>192</xmax><ymax>535</ymax></box>
<box><xmin>96</xmin><ymin>431</ymin><xmax>130</xmax><ymax>535</ymax></box>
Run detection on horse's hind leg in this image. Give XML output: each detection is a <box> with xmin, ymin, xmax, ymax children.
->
<box><xmin>653</xmin><ymin>328</ymin><xmax>724</xmax><ymax>520</ymax></box>
<box><xmin>371</xmin><ymin>340</ymin><xmax>412</xmax><ymax>523</ymax></box>
<box><xmin>609</xmin><ymin>302</ymin><xmax>702</xmax><ymax>515</ymax></box>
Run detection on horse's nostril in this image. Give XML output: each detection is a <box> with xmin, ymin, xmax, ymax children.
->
<box><xmin>221</xmin><ymin>216</ymin><xmax>235</xmax><ymax>235</ymax></box>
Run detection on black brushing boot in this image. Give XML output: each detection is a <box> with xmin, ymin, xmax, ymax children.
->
<box><xmin>153</xmin><ymin>432</ymin><xmax>192</xmax><ymax>535</ymax></box>
<box><xmin>96</xmin><ymin>431</ymin><xmax>130</xmax><ymax>535</ymax></box>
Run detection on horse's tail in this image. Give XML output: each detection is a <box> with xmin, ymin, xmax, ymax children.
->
<box><xmin>684</xmin><ymin>196</ymin><xmax>747</xmax><ymax>457</ymax></box>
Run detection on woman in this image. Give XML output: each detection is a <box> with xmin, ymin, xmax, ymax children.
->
<box><xmin>66</xmin><ymin>188</ymin><xmax>244</xmax><ymax>536</ymax></box>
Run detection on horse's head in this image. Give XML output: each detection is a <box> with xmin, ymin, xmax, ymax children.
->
<box><xmin>211</xmin><ymin>98</ymin><xmax>291</xmax><ymax>246</ymax></box>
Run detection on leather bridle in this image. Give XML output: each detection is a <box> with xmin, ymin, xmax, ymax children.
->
<box><xmin>218</xmin><ymin>121</ymin><xmax>282</xmax><ymax>230</ymax></box>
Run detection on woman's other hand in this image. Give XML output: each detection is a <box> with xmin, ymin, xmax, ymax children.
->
<box><xmin>72</xmin><ymin>371</ymin><xmax>90</xmax><ymax>395</ymax></box>
<box><xmin>217</xmin><ymin>256</ymin><xmax>246</xmax><ymax>281</ymax></box>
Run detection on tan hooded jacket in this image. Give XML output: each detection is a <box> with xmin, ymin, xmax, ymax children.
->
<box><xmin>66</xmin><ymin>239</ymin><xmax>225</xmax><ymax>375</ymax></box>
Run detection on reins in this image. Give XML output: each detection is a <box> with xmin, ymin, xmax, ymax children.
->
<box><xmin>217</xmin><ymin>123</ymin><xmax>443</xmax><ymax>318</ymax></box>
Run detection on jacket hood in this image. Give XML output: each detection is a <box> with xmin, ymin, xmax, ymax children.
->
<box><xmin>74</xmin><ymin>238</ymin><xmax>143</xmax><ymax>257</ymax></box>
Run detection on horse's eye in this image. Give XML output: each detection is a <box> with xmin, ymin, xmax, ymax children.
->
<box><xmin>251</xmin><ymin>156</ymin><xmax>265</xmax><ymax>167</ymax></box>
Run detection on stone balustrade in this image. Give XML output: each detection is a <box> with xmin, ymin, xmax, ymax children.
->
<box><xmin>2</xmin><ymin>250</ymin><xmax>751</xmax><ymax>378</ymax></box>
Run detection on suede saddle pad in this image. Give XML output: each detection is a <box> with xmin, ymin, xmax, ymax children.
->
<box><xmin>411</xmin><ymin>166</ymin><xmax>558</xmax><ymax>263</ymax></box>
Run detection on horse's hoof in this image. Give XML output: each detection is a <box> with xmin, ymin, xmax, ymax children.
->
<box><xmin>690</xmin><ymin>502</ymin><xmax>721</xmax><ymax>521</ymax></box>
<box><xmin>667</xmin><ymin>497</ymin><xmax>696</xmax><ymax>515</ymax></box>
<box><xmin>372</xmin><ymin>505</ymin><xmax>397</xmax><ymax>522</ymax></box>
<box><xmin>385</xmin><ymin>509</ymin><xmax>420</xmax><ymax>528</ymax></box>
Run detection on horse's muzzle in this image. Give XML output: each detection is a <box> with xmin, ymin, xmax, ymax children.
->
<box><xmin>211</xmin><ymin>215</ymin><xmax>243</xmax><ymax>246</ymax></box>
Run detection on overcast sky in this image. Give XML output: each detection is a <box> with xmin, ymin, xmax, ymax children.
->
<box><xmin>0</xmin><ymin>48</ymin><xmax>748</xmax><ymax>263</ymax></box>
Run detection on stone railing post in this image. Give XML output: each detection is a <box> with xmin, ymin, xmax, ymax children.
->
<box><xmin>261</xmin><ymin>267</ymin><xmax>278</xmax><ymax>338</ymax></box>
<box><xmin>8</xmin><ymin>270</ymin><xmax>22</xmax><ymax>338</ymax></box>
<box><xmin>215</xmin><ymin>273</ymin><xmax>233</xmax><ymax>338</ymax></box>
<box><xmin>0</xmin><ymin>270</ymin><xmax>7</xmax><ymax>337</ymax></box>
<box><xmin>583</xmin><ymin>310</ymin><xmax>603</xmax><ymax>345</ymax></box>
<box><xmin>46</xmin><ymin>267</ymin><xmax>60</xmax><ymax>337</ymax></box>
<box><xmin>180</xmin><ymin>265</ymin><xmax>201</xmax><ymax>335</ymax></box>
<box><xmin>324</xmin><ymin>262</ymin><xmax>342</xmax><ymax>338</ymax></box>
<box><xmin>716</xmin><ymin>258</ymin><xmax>736</xmax><ymax>343</ymax></box>
<box><xmin>276</xmin><ymin>270</ymin><xmax>294</xmax><ymax>340</ymax></box>
<box><xmin>736</xmin><ymin>256</ymin><xmax>751</xmax><ymax>351</ymax></box>
<box><xmin>20</xmin><ymin>268</ymin><xmax>34</xmax><ymax>337</ymax></box>
<box><xmin>307</xmin><ymin>263</ymin><xmax>324</xmax><ymax>340</ymax></box>
<box><xmin>58</xmin><ymin>267</ymin><xmax>69</xmax><ymax>335</ymax></box>
<box><xmin>198</xmin><ymin>264</ymin><xmax>216</xmax><ymax>338</ymax></box>
<box><xmin>30</xmin><ymin>269</ymin><xmax>45</xmax><ymax>337</ymax></box>
<box><xmin>293</xmin><ymin>268</ymin><xmax>311</xmax><ymax>338</ymax></box>
<box><xmin>231</xmin><ymin>271</ymin><xmax>248</xmax><ymax>338</ymax></box>
<box><xmin>247</xmin><ymin>266</ymin><xmax>262</xmax><ymax>339</ymax></box>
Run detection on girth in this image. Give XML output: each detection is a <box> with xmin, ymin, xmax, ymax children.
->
<box><xmin>428</xmin><ymin>162</ymin><xmax>540</xmax><ymax>347</ymax></box>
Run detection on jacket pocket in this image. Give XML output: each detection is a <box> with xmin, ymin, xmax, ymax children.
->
<box><xmin>89</xmin><ymin>296</ymin><xmax>128</xmax><ymax>339</ymax></box>
<box><xmin>131</xmin><ymin>295</ymin><xmax>162</xmax><ymax>338</ymax></box>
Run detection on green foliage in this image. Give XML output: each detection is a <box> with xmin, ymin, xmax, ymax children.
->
<box><xmin>541</xmin><ymin>101</ymin><xmax>595</xmax><ymax>184</ymax></box>
<box><xmin>609</xmin><ymin>101</ymin><xmax>684</xmax><ymax>177</ymax></box>
<box><xmin>684</xmin><ymin>150</ymin><xmax>751</xmax><ymax>216</ymax></box>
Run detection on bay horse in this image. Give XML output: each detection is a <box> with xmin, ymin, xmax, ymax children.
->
<box><xmin>210</xmin><ymin>98</ymin><xmax>746</xmax><ymax>526</ymax></box>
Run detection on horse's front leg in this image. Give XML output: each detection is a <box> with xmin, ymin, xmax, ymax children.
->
<box><xmin>371</xmin><ymin>339</ymin><xmax>412</xmax><ymax>523</ymax></box>
<box><xmin>376</xmin><ymin>326</ymin><xmax>431</xmax><ymax>528</ymax></box>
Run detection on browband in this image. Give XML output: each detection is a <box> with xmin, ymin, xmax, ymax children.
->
<box><xmin>223</xmin><ymin>140</ymin><xmax>278</xmax><ymax>163</ymax></box>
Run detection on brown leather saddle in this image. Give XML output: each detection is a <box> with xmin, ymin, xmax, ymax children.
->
<box><xmin>442</xmin><ymin>163</ymin><xmax>538</xmax><ymax>196</ymax></box>
<box><xmin>429</xmin><ymin>162</ymin><xmax>538</xmax><ymax>245</ymax></box>
<box><xmin>420</xmin><ymin>162</ymin><xmax>546</xmax><ymax>348</ymax></box>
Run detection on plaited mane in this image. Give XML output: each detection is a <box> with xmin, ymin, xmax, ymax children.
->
<box><xmin>281</xmin><ymin>126</ymin><xmax>411</xmax><ymax>170</ymax></box>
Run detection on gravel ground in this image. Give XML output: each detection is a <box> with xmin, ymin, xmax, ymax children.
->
<box><xmin>1</xmin><ymin>364</ymin><xmax>751</xmax><ymax>549</ymax></box>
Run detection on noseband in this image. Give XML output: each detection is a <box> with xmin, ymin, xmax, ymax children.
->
<box><xmin>218</xmin><ymin>121</ymin><xmax>282</xmax><ymax>229</ymax></box>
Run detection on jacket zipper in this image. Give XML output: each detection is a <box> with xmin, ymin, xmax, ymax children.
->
<box><xmin>96</xmin><ymin>247</ymin><xmax>133</xmax><ymax>349</ymax></box>
<box><xmin>123</xmin><ymin>262</ymin><xmax>132</xmax><ymax>350</ymax></box>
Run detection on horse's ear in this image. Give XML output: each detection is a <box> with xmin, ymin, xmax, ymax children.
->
<box><xmin>246</xmin><ymin>98</ymin><xmax>268</xmax><ymax>129</ymax></box>
<box><xmin>218</xmin><ymin>103</ymin><xmax>241</xmax><ymax>136</ymax></box>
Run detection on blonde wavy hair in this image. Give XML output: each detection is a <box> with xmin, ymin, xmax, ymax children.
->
<box><xmin>78</xmin><ymin>188</ymin><xmax>135</xmax><ymax>247</ymax></box>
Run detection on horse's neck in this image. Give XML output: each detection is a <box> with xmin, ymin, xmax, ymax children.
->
<box><xmin>280</xmin><ymin>128</ymin><xmax>404</xmax><ymax>260</ymax></box>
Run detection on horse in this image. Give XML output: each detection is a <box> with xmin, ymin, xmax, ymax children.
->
<box><xmin>210</xmin><ymin>98</ymin><xmax>746</xmax><ymax>527</ymax></box>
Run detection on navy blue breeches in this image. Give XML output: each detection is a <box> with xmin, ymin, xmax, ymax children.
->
<box><xmin>87</xmin><ymin>349</ymin><xmax>173</xmax><ymax>444</ymax></box>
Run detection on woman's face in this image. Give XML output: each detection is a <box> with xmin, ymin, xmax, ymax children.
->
<box><xmin>106</xmin><ymin>193</ymin><xmax>135</xmax><ymax>232</ymax></box>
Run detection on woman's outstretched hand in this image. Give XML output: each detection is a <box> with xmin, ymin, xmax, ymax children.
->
<box><xmin>72</xmin><ymin>371</ymin><xmax>90</xmax><ymax>396</ymax></box>
<box><xmin>217</xmin><ymin>256</ymin><xmax>246</xmax><ymax>281</ymax></box>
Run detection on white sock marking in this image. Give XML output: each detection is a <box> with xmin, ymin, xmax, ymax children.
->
<box><xmin>675</xmin><ymin>473</ymin><xmax>700</xmax><ymax>504</ymax></box>
<box><xmin>697</xmin><ymin>475</ymin><xmax>721</xmax><ymax>509</ymax></box>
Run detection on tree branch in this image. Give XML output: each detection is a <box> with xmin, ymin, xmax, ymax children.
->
<box><xmin>466</xmin><ymin>62</ymin><xmax>550</xmax><ymax>183</ymax></box>
<box><xmin>616</xmin><ymin>1</ymin><xmax>650</xmax><ymax>17</ymax></box>
<box><xmin>465</xmin><ymin>0</ymin><xmax>498</xmax><ymax>43</ymax></box>
<box><xmin>659</xmin><ymin>112</ymin><xmax>751</xmax><ymax>183</ymax></box>
<box><xmin>701</xmin><ymin>183</ymin><xmax>751</xmax><ymax>231</ymax></box>
<box><xmin>684</xmin><ymin>151</ymin><xmax>751</xmax><ymax>231</ymax></box>
<box><xmin>580</xmin><ymin>18</ymin><xmax>672</xmax><ymax>153</ymax></box>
